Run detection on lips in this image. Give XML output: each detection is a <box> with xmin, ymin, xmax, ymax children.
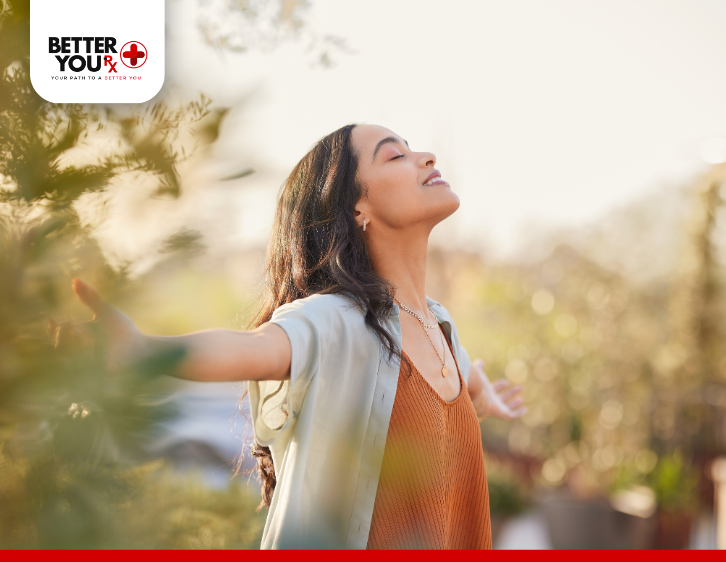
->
<box><xmin>423</xmin><ymin>170</ymin><xmax>441</xmax><ymax>185</ymax></box>
<box><xmin>423</xmin><ymin>169</ymin><xmax>449</xmax><ymax>186</ymax></box>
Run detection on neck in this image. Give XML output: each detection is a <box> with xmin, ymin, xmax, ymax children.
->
<box><xmin>366</xmin><ymin>224</ymin><xmax>432</xmax><ymax>318</ymax></box>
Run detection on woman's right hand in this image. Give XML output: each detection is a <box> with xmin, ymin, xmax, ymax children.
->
<box><xmin>60</xmin><ymin>278</ymin><xmax>148</xmax><ymax>373</ymax></box>
<box><xmin>61</xmin><ymin>278</ymin><xmax>291</xmax><ymax>383</ymax></box>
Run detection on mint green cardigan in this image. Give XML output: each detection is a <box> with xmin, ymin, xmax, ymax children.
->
<box><xmin>247</xmin><ymin>293</ymin><xmax>472</xmax><ymax>549</ymax></box>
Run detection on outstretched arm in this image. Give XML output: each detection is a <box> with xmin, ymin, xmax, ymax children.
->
<box><xmin>143</xmin><ymin>323</ymin><xmax>291</xmax><ymax>382</ymax></box>
<box><xmin>467</xmin><ymin>358</ymin><xmax>527</xmax><ymax>421</ymax></box>
<box><xmin>67</xmin><ymin>278</ymin><xmax>291</xmax><ymax>382</ymax></box>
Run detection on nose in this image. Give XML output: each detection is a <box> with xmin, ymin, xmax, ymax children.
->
<box><xmin>418</xmin><ymin>151</ymin><xmax>436</xmax><ymax>167</ymax></box>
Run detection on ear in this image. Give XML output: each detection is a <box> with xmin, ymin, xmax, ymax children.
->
<box><xmin>353</xmin><ymin>200</ymin><xmax>369</xmax><ymax>229</ymax></box>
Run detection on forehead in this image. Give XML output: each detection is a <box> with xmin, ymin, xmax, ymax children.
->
<box><xmin>351</xmin><ymin>124</ymin><xmax>405</xmax><ymax>157</ymax></box>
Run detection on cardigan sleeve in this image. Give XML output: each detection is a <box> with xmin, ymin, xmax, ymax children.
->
<box><xmin>457</xmin><ymin>343</ymin><xmax>473</xmax><ymax>387</ymax></box>
<box><xmin>247</xmin><ymin>300</ymin><xmax>321</xmax><ymax>446</ymax></box>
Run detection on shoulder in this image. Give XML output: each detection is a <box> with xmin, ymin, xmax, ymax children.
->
<box><xmin>271</xmin><ymin>292</ymin><xmax>366</xmax><ymax>325</ymax></box>
<box><xmin>426</xmin><ymin>295</ymin><xmax>464</xmax><ymax>343</ymax></box>
<box><xmin>426</xmin><ymin>295</ymin><xmax>454</xmax><ymax>323</ymax></box>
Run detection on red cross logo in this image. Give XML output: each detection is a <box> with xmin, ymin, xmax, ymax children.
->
<box><xmin>119</xmin><ymin>41</ymin><xmax>148</xmax><ymax>69</ymax></box>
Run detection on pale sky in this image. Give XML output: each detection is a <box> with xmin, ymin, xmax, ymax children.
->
<box><xmin>129</xmin><ymin>0</ymin><xmax>726</xmax><ymax>260</ymax></box>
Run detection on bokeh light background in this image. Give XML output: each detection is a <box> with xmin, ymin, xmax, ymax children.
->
<box><xmin>3</xmin><ymin>0</ymin><xmax>726</xmax><ymax>549</ymax></box>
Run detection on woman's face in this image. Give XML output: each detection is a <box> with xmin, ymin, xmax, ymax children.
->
<box><xmin>351</xmin><ymin>124</ymin><xmax>460</xmax><ymax>232</ymax></box>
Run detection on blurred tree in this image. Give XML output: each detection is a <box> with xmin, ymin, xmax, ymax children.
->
<box><xmin>0</xmin><ymin>0</ymin><xmax>266</xmax><ymax>548</ymax></box>
<box><xmin>195</xmin><ymin>0</ymin><xmax>353</xmax><ymax>68</ymax></box>
<box><xmin>430</xmin><ymin>166</ymin><xmax>725</xmax><ymax>520</ymax></box>
<box><xmin>661</xmin><ymin>163</ymin><xmax>726</xmax><ymax>451</ymax></box>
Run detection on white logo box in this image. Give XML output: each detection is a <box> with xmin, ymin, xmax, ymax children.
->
<box><xmin>30</xmin><ymin>0</ymin><xmax>165</xmax><ymax>103</ymax></box>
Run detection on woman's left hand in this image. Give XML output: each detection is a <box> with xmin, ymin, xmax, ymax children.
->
<box><xmin>471</xmin><ymin>358</ymin><xmax>527</xmax><ymax>421</ymax></box>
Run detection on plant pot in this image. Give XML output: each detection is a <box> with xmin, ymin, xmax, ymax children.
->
<box><xmin>652</xmin><ymin>509</ymin><xmax>693</xmax><ymax>549</ymax></box>
<box><xmin>489</xmin><ymin>513</ymin><xmax>508</xmax><ymax>547</ymax></box>
<box><xmin>540</xmin><ymin>490</ymin><xmax>657</xmax><ymax>549</ymax></box>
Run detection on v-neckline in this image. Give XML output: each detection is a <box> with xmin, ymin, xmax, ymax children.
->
<box><xmin>400</xmin><ymin>325</ymin><xmax>464</xmax><ymax>406</ymax></box>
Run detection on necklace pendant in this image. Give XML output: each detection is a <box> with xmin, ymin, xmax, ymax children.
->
<box><xmin>441</xmin><ymin>365</ymin><xmax>449</xmax><ymax>378</ymax></box>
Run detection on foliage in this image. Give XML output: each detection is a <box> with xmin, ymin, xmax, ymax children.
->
<box><xmin>196</xmin><ymin>0</ymin><xmax>353</xmax><ymax>68</ymax></box>
<box><xmin>0</xmin><ymin>0</ymin><xmax>265</xmax><ymax>549</ymax></box>
<box><xmin>116</xmin><ymin>464</ymin><xmax>266</xmax><ymax>549</ymax></box>
<box><xmin>1</xmin><ymin>0</ymin><xmax>722</xmax><ymax>546</ymax></box>
<box><xmin>608</xmin><ymin>449</ymin><xmax>700</xmax><ymax>514</ymax></box>
<box><xmin>0</xmin><ymin>453</ymin><xmax>266</xmax><ymax>549</ymax></box>
<box><xmin>484</xmin><ymin>455</ymin><xmax>531</xmax><ymax>517</ymax></box>
<box><xmin>0</xmin><ymin>5</ymin><xmax>215</xmax><ymax>206</ymax></box>
<box><xmin>648</xmin><ymin>450</ymin><xmax>700</xmax><ymax>515</ymax></box>
<box><xmin>429</xmin><ymin>165</ymin><xmax>725</xmax><ymax>511</ymax></box>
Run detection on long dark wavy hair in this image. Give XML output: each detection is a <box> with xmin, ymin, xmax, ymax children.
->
<box><xmin>235</xmin><ymin>123</ymin><xmax>400</xmax><ymax>510</ymax></box>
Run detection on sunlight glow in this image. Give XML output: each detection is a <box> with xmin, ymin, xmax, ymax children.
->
<box><xmin>700</xmin><ymin>137</ymin><xmax>726</xmax><ymax>164</ymax></box>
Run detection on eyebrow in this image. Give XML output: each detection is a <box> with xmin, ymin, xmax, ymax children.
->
<box><xmin>372</xmin><ymin>136</ymin><xmax>409</xmax><ymax>162</ymax></box>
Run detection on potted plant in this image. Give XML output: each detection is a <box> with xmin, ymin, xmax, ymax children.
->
<box><xmin>647</xmin><ymin>450</ymin><xmax>700</xmax><ymax>549</ymax></box>
<box><xmin>484</xmin><ymin>455</ymin><xmax>532</xmax><ymax>546</ymax></box>
<box><xmin>538</xmin><ymin>457</ymin><xmax>658</xmax><ymax>550</ymax></box>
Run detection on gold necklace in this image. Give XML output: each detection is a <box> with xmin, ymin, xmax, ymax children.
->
<box><xmin>395</xmin><ymin>297</ymin><xmax>449</xmax><ymax>378</ymax></box>
<box><xmin>395</xmin><ymin>298</ymin><xmax>438</xmax><ymax>328</ymax></box>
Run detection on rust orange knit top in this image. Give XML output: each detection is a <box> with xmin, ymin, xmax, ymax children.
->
<box><xmin>366</xmin><ymin>325</ymin><xmax>492</xmax><ymax>550</ymax></box>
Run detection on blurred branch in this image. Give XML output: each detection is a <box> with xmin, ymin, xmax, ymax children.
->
<box><xmin>196</xmin><ymin>0</ymin><xmax>354</xmax><ymax>68</ymax></box>
<box><xmin>657</xmin><ymin>163</ymin><xmax>726</xmax><ymax>451</ymax></box>
<box><xmin>0</xmin><ymin>0</ymin><xmax>257</xmax><ymax>549</ymax></box>
<box><xmin>668</xmin><ymin>163</ymin><xmax>725</xmax><ymax>383</ymax></box>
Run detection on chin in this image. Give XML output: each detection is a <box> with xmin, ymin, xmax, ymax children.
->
<box><xmin>430</xmin><ymin>191</ymin><xmax>460</xmax><ymax>223</ymax></box>
<box><xmin>442</xmin><ymin>190</ymin><xmax>461</xmax><ymax>212</ymax></box>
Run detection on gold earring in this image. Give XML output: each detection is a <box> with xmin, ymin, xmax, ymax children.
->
<box><xmin>363</xmin><ymin>218</ymin><xmax>367</xmax><ymax>232</ymax></box>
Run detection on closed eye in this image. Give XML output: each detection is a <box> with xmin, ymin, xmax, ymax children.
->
<box><xmin>391</xmin><ymin>154</ymin><xmax>404</xmax><ymax>160</ymax></box>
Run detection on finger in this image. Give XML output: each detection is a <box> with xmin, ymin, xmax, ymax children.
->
<box><xmin>474</xmin><ymin>358</ymin><xmax>486</xmax><ymax>369</ymax></box>
<box><xmin>54</xmin><ymin>321</ymin><xmax>96</xmax><ymax>349</ymax></box>
<box><xmin>503</xmin><ymin>395</ymin><xmax>524</xmax><ymax>409</ymax></box>
<box><xmin>54</xmin><ymin>322</ymin><xmax>77</xmax><ymax>348</ymax></box>
<box><xmin>499</xmin><ymin>385</ymin><xmax>523</xmax><ymax>402</ymax></box>
<box><xmin>45</xmin><ymin>314</ymin><xmax>60</xmax><ymax>339</ymax></box>
<box><xmin>72</xmin><ymin>278</ymin><xmax>109</xmax><ymax>318</ymax></box>
<box><xmin>508</xmin><ymin>406</ymin><xmax>528</xmax><ymax>419</ymax></box>
<box><xmin>492</xmin><ymin>379</ymin><xmax>511</xmax><ymax>392</ymax></box>
<box><xmin>505</xmin><ymin>397</ymin><xmax>525</xmax><ymax>410</ymax></box>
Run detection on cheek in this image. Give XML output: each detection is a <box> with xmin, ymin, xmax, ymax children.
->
<box><xmin>371</xmin><ymin>166</ymin><xmax>420</xmax><ymax>202</ymax></box>
<box><xmin>367</xmin><ymin>171</ymin><xmax>424</xmax><ymax>222</ymax></box>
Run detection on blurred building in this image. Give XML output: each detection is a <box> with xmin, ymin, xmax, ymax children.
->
<box><xmin>147</xmin><ymin>380</ymin><xmax>259</xmax><ymax>488</ymax></box>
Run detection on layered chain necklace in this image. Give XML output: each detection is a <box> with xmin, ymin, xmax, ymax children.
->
<box><xmin>394</xmin><ymin>297</ymin><xmax>449</xmax><ymax>378</ymax></box>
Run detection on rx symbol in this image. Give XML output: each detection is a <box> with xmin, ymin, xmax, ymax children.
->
<box><xmin>119</xmin><ymin>41</ymin><xmax>148</xmax><ymax>69</ymax></box>
<box><xmin>104</xmin><ymin>56</ymin><xmax>117</xmax><ymax>73</ymax></box>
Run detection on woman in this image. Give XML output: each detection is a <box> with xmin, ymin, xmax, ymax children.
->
<box><xmin>70</xmin><ymin>123</ymin><xmax>527</xmax><ymax>549</ymax></box>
